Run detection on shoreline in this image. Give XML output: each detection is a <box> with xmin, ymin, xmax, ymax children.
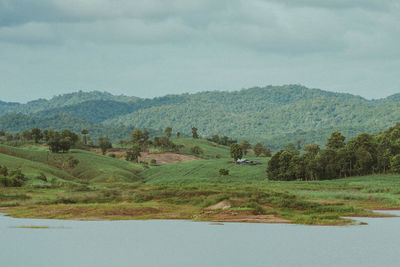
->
<box><xmin>1</xmin><ymin>208</ymin><xmax>398</xmax><ymax>226</ymax></box>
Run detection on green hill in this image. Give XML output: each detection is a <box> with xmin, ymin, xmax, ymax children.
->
<box><xmin>0</xmin><ymin>144</ymin><xmax>144</xmax><ymax>184</ymax></box>
<box><xmin>104</xmin><ymin>85</ymin><xmax>400</xmax><ymax>149</ymax></box>
<box><xmin>0</xmin><ymin>85</ymin><xmax>399</xmax><ymax>149</ymax></box>
<box><xmin>173</xmin><ymin>138</ymin><xmax>231</xmax><ymax>158</ymax></box>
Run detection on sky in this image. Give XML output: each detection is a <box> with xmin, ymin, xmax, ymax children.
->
<box><xmin>0</xmin><ymin>0</ymin><xmax>399</xmax><ymax>102</ymax></box>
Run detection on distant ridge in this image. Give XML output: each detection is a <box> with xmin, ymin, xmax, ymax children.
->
<box><xmin>0</xmin><ymin>85</ymin><xmax>399</xmax><ymax>149</ymax></box>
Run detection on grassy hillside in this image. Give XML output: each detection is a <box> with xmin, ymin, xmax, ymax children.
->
<box><xmin>144</xmin><ymin>157</ymin><xmax>267</xmax><ymax>185</ymax></box>
<box><xmin>1</xmin><ymin>142</ymin><xmax>400</xmax><ymax>225</ymax></box>
<box><xmin>0</xmin><ymin>144</ymin><xmax>144</xmax><ymax>183</ymax></box>
<box><xmin>173</xmin><ymin>138</ymin><xmax>231</xmax><ymax>158</ymax></box>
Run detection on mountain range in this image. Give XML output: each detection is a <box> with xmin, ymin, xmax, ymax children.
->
<box><xmin>0</xmin><ymin>85</ymin><xmax>399</xmax><ymax>149</ymax></box>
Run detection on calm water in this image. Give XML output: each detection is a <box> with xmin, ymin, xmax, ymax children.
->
<box><xmin>1</xmin><ymin>212</ymin><xmax>400</xmax><ymax>267</ymax></box>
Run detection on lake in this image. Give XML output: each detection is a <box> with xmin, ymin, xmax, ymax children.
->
<box><xmin>1</xmin><ymin>211</ymin><xmax>400</xmax><ymax>267</ymax></box>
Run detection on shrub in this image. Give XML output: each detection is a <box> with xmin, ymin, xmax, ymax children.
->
<box><xmin>67</xmin><ymin>156</ymin><xmax>80</xmax><ymax>168</ymax></box>
<box><xmin>109</xmin><ymin>153</ymin><xmax>116</xmax><ymax>158</ymax></box>
<box><xmin>191</xmin><ymin>146</ymin><xmax>203</xmax><ymax>155</ymax></box>
<box><xmin>0</xmin><ymin>165</ymin><xmax>8</xmax><ymax>176</ymax></box>
<box><xmin>219</xmin><ymin>169</ymin><xmax>230</xmax><ymax>176</ymax></box>
<box><xmin>150</xmin><ymin>159</ymin><xmax>157</xmax><ymax>165</ymax></box>
<box><xmin>36</xmin><ymin>173</ymin><xmax>47</xmax><ymax>182</ymax></box>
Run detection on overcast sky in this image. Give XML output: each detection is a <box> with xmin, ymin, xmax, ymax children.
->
<box><xmin>0</xmin><ymin>0</ymin><xmax>399</xmax><ymax>102</ymax></box>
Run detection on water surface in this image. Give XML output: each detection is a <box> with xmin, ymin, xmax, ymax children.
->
<box><xmin>1</xmin><ymin>212</ymin><xmax>400</xmax><ymax>267</ymax></box>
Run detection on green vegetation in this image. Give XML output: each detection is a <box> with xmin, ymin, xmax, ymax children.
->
<box><xmin>0</xmin><ymin>122</ymin><xmax>400</xmax><ymax>225</ymax></box>
<box><xmin>268</xmin><ymin>123</ymin><xmax>400</xmax><ymax>181</ymax></box>
<box><xmin>1</xmin><ymin>85</ymin><xmax>400</xmax><ymax>149</ymax></box>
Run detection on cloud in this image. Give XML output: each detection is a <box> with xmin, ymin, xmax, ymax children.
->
<box><xmin>266</xmin><ymin>0</ymin><xmax>400</xmax><ymax>11</ymax></box>
<box><xmin>0</xmin><ymin>0</ymin><xmax>234</xmax><ymax>26</ymax></box>
<box><xmin>0</xmin><ymin>0</ymin><xmax>399</xmax><ymax>101</ymax></box>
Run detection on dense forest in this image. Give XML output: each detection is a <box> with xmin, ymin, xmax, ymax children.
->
<box><xmin>0</xmin><ymin>85</ymin><xmax>399</xmax><ymax>149</ymax></box>
<box><xmin>268</xmin><ymin>123</ymin><xmax>400</xmax><ymax>180</ymax></box>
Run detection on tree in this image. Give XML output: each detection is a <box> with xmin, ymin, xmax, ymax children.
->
<box><xmin>0</xmin><ymin>165</ymin><xmax>8</xmax><ymax>176</ymax></box>
<box><xmin>117</xmin><ymin>139</ymin><xmax>129</xmax><ymax>148</ymax></box>
<box><xmin>390</xmin><ymin>154</ymin><xmax>400</xmax><ymax>173</ymax></box>
<box><xmin>326</xmin><ymin>131</ymin><xmax>346</xmax><ymax>150</ymax></box>
<box><xmin>211</xmin><ymin>135</ymin><xmax>220</xmax><ymax>143</ymax></box>
<box><xmin>98</xmin><ymin>137</ymin><xmax>112</xmax><ymax>155</ymax></box>
<box><xmin>191</xmin><ymin>146</ymin><xmax>203</xmax><ymax>155</ymax></box>
<box><xmin>22</xmin><ymin>130</ymin><xmax>32</xmax><ymax>142</ymax></box>
<box><xmin>354</xmin><ymin>147</ymin><xmax>373</xmax><ymax>175</ymax></box>
<box><xmin>48</xmin><ymin>132</ymin><xmax>62</xmax><ymax>153</ymax></box>
<box><xmin>61</xmin><ymin>129</ymin><xmax>79</xmax><ymax>145</ymax></box>
<box><xmin>263</xmin><ymin>147</ymin><xmax>272</xmax><ymax>157</ymax></box>
<box><xmin>304</xmin><ymin>144</ymin><xmax>320</xmax><ymax>156</ymax></box>
<box><xmin>5</xmin><ymin>132</ymin><xmax>13</xmax><ymax>142</ymax></box>
<box><xmin>230</xmin><ymin>143</ymin><xmax>243</xmax><ymax>161</ymax></box>
<box><xmin>267</xmin><ymin>150</ymin><xmax>297</xmax><ymax>181</ymax></box>
<box><xmin>126</xmin><ymin>145</ymin><xmax>141</xmax><ymax>162</ymax></box>
<box><xmin>154</xmin><ymin>136</ymin><xmax>176</xmax><ymax>150</ymax></box>
<box><xmin>192</xmin><ymin>127</ymin><xmax>199</xmax><ymax>139</ymax></box>
<box><xmin>131</xmin><ymin>128</ymin><xmax>149</xmax><ymax>149</ymax></box>
<box><xmin>253</xmin><ymin>142</ymin><xmax>264</xmax><ymax>157</ymax></box>
<box><xmin>31</xmin><ymin>128</ymin><xmax>42</xmax><ymax>144</ymax></box>
<box><xmin>164</xmin><ymin>126</ymin><xmax>172</xmax><ymax>138</ymax></box>
<box><xmin>81</xmin><ymin>129</ymin><xmax>89</xmax><ymax>145</ymax></box>
<box><xmin>240</xmin><ymin>140</ymin><xmax>251</xmax><ymax>155</ymax></box>
<box><xmin>60</xmin><ymin>137</ymin><xmax>72</xmax><ymax>153</ymax></box>
<box><xmin>284</xmin><ymin>143</ymin><xmax>299</xmax><ymax>155</ymax></box>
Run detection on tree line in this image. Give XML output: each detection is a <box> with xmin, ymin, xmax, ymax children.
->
<box><xmin>268</xmin><ymin>123</ymin><xmax>400</xmax><ymax>181</ymax></box>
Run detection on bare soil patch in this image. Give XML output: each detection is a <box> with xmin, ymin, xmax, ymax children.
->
<box><xmin>139</xmin><ymin>152</ymin><xmax>201</xmax><ymax>164</ymax></box>
<box><xmin>90</xmin><ymin>148</ymin><xmax>201</xmax><ymax>164</ymax></box>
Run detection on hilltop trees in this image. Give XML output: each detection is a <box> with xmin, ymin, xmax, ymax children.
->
<box><xmin>131</xmin><ymin>128</ymin><xmax>149</xmax><ymax>150</ymax></box>
<box><xmin>230</xmin><ymin>143</ymin><xmax>243</xmax><ymax>161</ymax></box>
<box><xmin>31</xmin><ymin>128</ymin><xmax>43</xmax><ymax>143</ymax></box>
<box><xmin>253</xmin><ymin>142</ymin><xmax>271</xmax><ymax>157</ymax></box>
<box><xmin>240</xmin><ymin>140</ymin><xmax>251</xmax><ymax>155</ymax></box>
<box><xmin>48</xmin><ymin>131</ymin><xmax>72</xmax><ymax>153</ymax></box>
<box><xmin>22</xmin><ymin>130</ymin><xmax>32</xmax><ymax>142</ymax></box>
<box><xmin>164</xmin><ymin>127</ymin><xmax>172</xmax><ymax>138</ymax></box>
<box><xmin>126</xmin><ymin>145</ymin><xmax>141</xmax><ymax>162</ymax></box>
<box><xmin>192</xmin><ymin>127</ymin><xmax>199</xmax><ymax>139</ymax></box>
<box><xmin>98</xmin><ymin>137</ymin><xmax>112</xmax><ymax>155</ymax></box>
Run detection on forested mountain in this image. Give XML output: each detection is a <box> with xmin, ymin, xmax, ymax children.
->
<box><xmin>0</xmin><ymin>91</ymin><xmax>140</xmax><ymax>116</ymax></box>
<box><xmin>0</xmin><ymin>85</ymin><xmax>399</xmax><ymax>149</ymax></box>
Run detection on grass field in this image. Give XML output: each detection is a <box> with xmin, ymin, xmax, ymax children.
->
<box><xmin>1</xmin><ymin>141</ymin><xmax>400</xmax><ymax>225</ymax></box>
<box><xmin>173</xmin><ymin>138</ymin><xmax>232</xmax><ymax>158</ymax></box>
<box><xmin>0</xmin><ymin>144</ymin><xmax>144</xmax><ymax>183</ymax></box>
<box><xmin>144</xmin><ymin>157</ymin><xmax>267</xmax><ymax>185</ymax></box>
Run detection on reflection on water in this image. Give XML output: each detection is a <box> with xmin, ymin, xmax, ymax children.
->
<box><xmin>1</xmin><ymin>212</ymin><xmax>400</xmax><ymax>267</ymax></box>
